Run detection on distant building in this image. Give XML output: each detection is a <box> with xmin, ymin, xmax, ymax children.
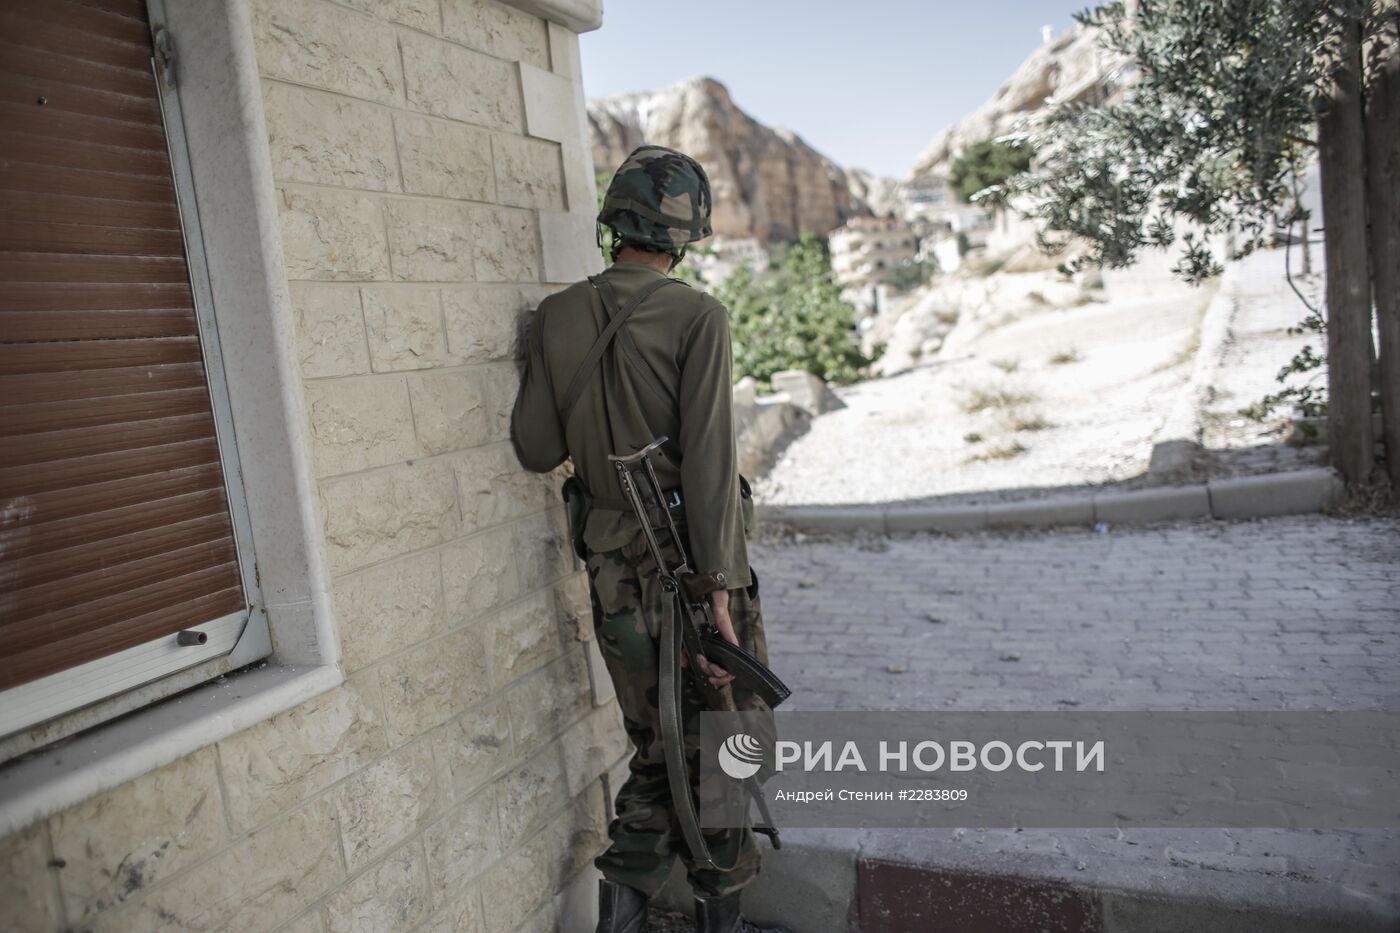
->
<box><xmin>829</xmin><ymin>215</ymin><xmax>919</xmax><ymax>292</ymax></box>
<box><xmin>692</xmin><ymin>236</ymin><xmax>767</xmax><ymax>287</ymax></box>
<box><xmin>901</xmin><ymin>175</ymin><xmax>993</xmax><ymax>240</ymax></box>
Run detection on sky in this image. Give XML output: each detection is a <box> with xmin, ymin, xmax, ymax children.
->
<box><xmin>580</xmin><ymin>1</ymin><xmax>1081</xmax><ymax>179</ymax></box>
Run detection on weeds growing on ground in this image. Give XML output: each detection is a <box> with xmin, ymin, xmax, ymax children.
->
<box><xmin>966</xmin><ymin>440</ymin><xmax>1028</xmax><ymax>463</ymax></box>
<box><xmin>959</xmin><ymin>385</ymin><xmax>1038</xmax><ymax>414</ymax></box>
<box><xmin>1011</xmin><ymin>413</ymin><xmax>1052</xmax><ymax>432</ymax></box>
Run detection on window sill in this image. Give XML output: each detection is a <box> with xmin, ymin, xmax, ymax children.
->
<box><xmin>0</xmin><ymin>662</ymin><xmax>341</xmax><ymax>837</ymax></box>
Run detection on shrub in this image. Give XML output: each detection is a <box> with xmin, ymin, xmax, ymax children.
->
<box><xmin>715</xmin><ymin>234</ymin><xmax>875</xmax><ymax>389</ymax></box>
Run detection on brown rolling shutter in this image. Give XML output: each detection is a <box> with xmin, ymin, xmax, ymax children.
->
<box><xmin>0</xmin><ymin>0</ymin><xmax>248</xmax><ymax>693</ymax></box>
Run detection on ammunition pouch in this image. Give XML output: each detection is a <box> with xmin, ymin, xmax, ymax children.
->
<box><xmin>561</xmin><ymin>475</ymin><xmax>590</xmax><ymax>562</ymax></box>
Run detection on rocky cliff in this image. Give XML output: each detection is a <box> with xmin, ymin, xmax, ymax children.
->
<box><xmin>588</xmin><ymin>77</ymin><xmax>891</xmax><ymax>243</ymax></box>
<box><xmin>908</xmin><ymin>24</ymin><xmax>1124</xmax><ymax>181</ymax></box>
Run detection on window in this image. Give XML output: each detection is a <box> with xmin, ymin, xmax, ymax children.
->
<box><xmin>0</xmin><ymin>0</ymin><xmax>270</xmax><ymax>756</ymax></box>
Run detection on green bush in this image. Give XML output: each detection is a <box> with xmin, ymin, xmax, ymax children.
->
<box><xmin>890</xmin><ymin>256</ymin><xmax>937</xmax><ymax>293</ymax></box>
<box><xmin>948</xmin><ymin>138</ymin><xmax>1033</xmax><ymax>207</ymax></box>
<box><xmin>714</xmin><ymin>234</ymin><xmax>874</xmax><ymax>390</ymax></box>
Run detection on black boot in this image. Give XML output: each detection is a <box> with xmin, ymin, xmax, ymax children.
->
<box><xmin>693</xmin><ymin>891</ymin><xmax>791</xmax><ymax>933</ymax></box>
<box><xmin>596</xmin><ymin>879</ymin><xmax>648</xmax><ymax>933</ymax></box>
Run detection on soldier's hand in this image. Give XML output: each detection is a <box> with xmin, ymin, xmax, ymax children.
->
<box><xmin>701</xmin><ymin>589</ymin><xmax>738</xmax><ymax>688</ymax></box>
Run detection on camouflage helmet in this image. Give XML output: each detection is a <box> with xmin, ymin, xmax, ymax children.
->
<box><xmin>599</xmin><ymin>145</ymin><xmax>713</xmax><ymax>255</ymax></box>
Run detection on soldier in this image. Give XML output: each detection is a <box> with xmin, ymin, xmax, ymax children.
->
<box><xmin>511</xmin><ymin>145</ymin><xmax>788</xmax><ymax>933</ymax></box>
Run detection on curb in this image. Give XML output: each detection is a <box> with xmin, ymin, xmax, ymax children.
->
<box><xmin>758</xmin><ymin>468</ymin><xmax>1344</xmax><ymax>535</ymax></box>
<box><xmin>651</xmin><ymin>829</ymin><xmax>1398</xmax><ymax>933</ymax></box>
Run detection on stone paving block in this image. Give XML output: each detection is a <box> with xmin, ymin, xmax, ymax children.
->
<box><xmin>519</xmin><ymin>61</ymin><xmax>582</xmax><ymax>143</ymax></box>
<box><xmin>1093</xmin><ymin>485</ymin><xmax>1211</xmax><ymax>525</ymax></box>
<box><xmin>394</xmin><ymin>114</ymin><xmax>496</xmax><ymax>202</ymax></box>
<box><xmin>540</xmin><ymin>209</ymin><xmax>604</xmax><ymax>283</ymax></box>
<box><xmin>384</xmin><ymin>199</ymin><xmax>478</xmax><ymax>283</ymax></box>
<box><xmin>251</xmin><ymin>0</ymin><xmax>403</xmax><ymax>105</ymax></box>
<box><xmin>103</xmin><ymin>798</ymin><xmax>344</xmax><ymax>932</ymax></box>
<box><xmin>492</xmin><ymin>134</ymin><xmax>564</xmax><ymax>211</ymax></box>
<box><xmin>480</xmin><ymin>784</ymin><xmax>607</xmax><ymax>933</ymax></box>
<box><xmin>320</xmin><ymin>461</ymin><xmax>460</xmax><ymax>573</ymax></box>
<box><xmin>1208</xmin><ymin>468</ymin><xmax>1343</xmax><ymax>520</ymax></box>
<box><xmin>291</xmin><ymin>283</ymin><xmax>371</xmax><ymax>379</ymax></box>
<box><xmin>332</xmin><ymin>738</ymin><xmax>442</xmax><ymax>871</ymax></box>
<box><xmin>402</xmin><ymin>31</ymin><xmax>523</xmax><ymax>131</ymax></box>
<box><xmin>324</xmin><ymin>841</ymin><xmax>432</xmax><ymax>932</ymax></box>
<box><xmin>442</xmin><ymin>0</ymin><xmax>550</xmax><ymax>68</ymax></box>
<box><xmin>512</xmin><ymin>508</ymin><xmax>575</xmax><ymax>594</ymax></box>
<box><xmin>553</xmin><ymin>571</ymin><xmax>592</xmax><ymax>642</ymax></box>
<box><xmin>583</xmin><ymin>637</ymin><xmax>616</xmax><ymax>706</ymax></box>
<box><xmin>48</xmin><ymin>747</ymin><xmax>227</xmax><ymax>922</ymax></box>
<box><xmin>506</xmin><ymin>650</ymin><xmax>592</xmax><ymax>756</ymax></box>
<box><xmin>431</xmin><ymin>698</ymin><xmax>514</xmax><ymax>803</ymax></box>
<box><xmin>488</xmin><ymin>590</ymin><xmax>567</xmax><ymax>688</ymax></box>
<box><xmin>547</xmin><ymin>21</ymin><xmax>581</xmax><ymax>79</ymax></box>
<box><xmin>379</xmin><ymin>629</ymin><xmax>492</xmax><ymax>745</ymax></box>
<box><xmin>423</xmin><ymin>789</ymin><xmax>499</xmax><ymax>900</ymax></box>
<box><xmin>263</xmin><ymin>80</ymin><xmax>399</xmax><ymax>191</ymax></box>
<box><xmin>408</xmin><ymin>370</ymin><xmax>492</xmax><ymax>456</ymax></box>
<box><xmin>442</xmin><ymin>284</ymin><xmax>531</xmax><ymax>363</ymax></box>
<box><xmin>494</xmin><ymin>746</ymin><xmax>569</xmax><ymax>848</ymax></box>
<box><xmin>468</xmin><ymin>203</ymin><xmax>542</xmax><ymax>282</ymax></box>
<box><xmin>280</xmin><ymin>909</ymin><xmax>326</xmax><ymax>933</ymax></box>
<box><xmin>451</xmin><ymin>443</ymin><xmax>553</xmax><ymax>532</ymax></box>
<box><xmin>420</xmin><ymin>882</ymin><xmax>485</xmax><ymax>933</ymax></box>
<box><xmin>217</xmin><ymin>673</ymin><xmax>386</xmax><ymax>833</ymax></box>
<box><xmin>0</xmin><ymin>824</ymin><xmax>57</xmax><ymax>933</ymax></box>
<box><xmin>361</xmin><ymin>286</ymin><xmax>452</xmax><ymax>372</ymax></box>
<box><xmin>442</xmin><ymin>524</ymin><xmax>521</xmax><ymax>622</ymax></box>
<box><xmin>304</xmin><ymin>374</ymin><xmax>417</xmax><ymax>476</ymax></box>
<box><xmin>334</xmin><ymin>551</ymin><xmax>443</xmax><ymax>673</ymax></box>
<box><xmin>278</xmin><ymin>187</ymin><xmax>390</xmax><ymax>281</ymax></box>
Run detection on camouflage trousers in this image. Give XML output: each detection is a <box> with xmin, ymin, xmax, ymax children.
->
<box><xmin>585</xmin><ymin>522</ymin><xmax>770</xmax><ymax>899</ymax></box>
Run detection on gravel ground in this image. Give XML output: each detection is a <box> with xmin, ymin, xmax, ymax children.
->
<box><xmin>756</xmin><ymin>248</ymin><xmax>1321</xmax><ymax>508</ymax></box>
<box><xmin>1196</xmin><ymin>243</ymin><xmax>1327</xmax><ymax>478</ymax></box>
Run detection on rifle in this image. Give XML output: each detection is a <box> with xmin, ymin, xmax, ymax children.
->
<box><xmin>609</xmin><ymin>437</ymin><xmax>789</xmax><ymax>871</ymax></box>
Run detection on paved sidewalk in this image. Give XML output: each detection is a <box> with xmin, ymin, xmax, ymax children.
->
<box><xmin>724</xmin><ymin>514</ymin><xmax>1400</xmax><ymax>931</ymax></box>
<box><xmin>756</xmin><ymin>514</ymin><xmax>1398</xmax><ymax>713</ymax></box>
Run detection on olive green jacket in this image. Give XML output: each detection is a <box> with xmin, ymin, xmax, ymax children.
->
<box><xmin>510</xmin><ymin>262</ymin><xmax>750</xmax><ymax>592</ymax></box>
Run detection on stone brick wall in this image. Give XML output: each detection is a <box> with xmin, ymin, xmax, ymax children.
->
<box><xmin>0</xmin><ymin>1</ymin><xmax>623</xmax><ymax>930</ymax></box>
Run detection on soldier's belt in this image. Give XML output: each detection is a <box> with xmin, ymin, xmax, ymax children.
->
<box><xmin>608</xmin><ymin>437</ymin><xmax>790</xmax><ymax>872</ymax></box>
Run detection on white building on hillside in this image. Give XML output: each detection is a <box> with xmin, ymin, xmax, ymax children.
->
<box><xmin>829</xmin><ymin>215</ymin><xmax>919</xmax><ymax>292</ymax></box>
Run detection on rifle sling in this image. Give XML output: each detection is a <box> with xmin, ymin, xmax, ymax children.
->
<box><xmin>559</xmin><ymin>274</ymin><xmax>675</xmax><ymax>430</ymax></box>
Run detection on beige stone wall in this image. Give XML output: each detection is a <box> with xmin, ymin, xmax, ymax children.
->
<box><xmin>2</xmin><ymin>1</ymin><xmax>620</xmax><ymax>931</ymax></box>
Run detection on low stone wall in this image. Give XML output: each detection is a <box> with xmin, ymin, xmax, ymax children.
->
<box><xmin>733</xmin><ymin>370</ymin><xmax>844</xmax><ymax>479</ymax></box>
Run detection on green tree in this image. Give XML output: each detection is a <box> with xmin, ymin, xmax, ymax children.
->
<box><xmin>948</xmin><ymin>138</ymin><xmax>1034</xmax><ymax>208</ymax></box>
<box><xmin>715</xmin><ymin>235</ymin><xmax>874</xmax><ymax>389</ymax></box>
<box><xmin>890</xmin><ymin>257</ymin><xmax>938</xmax><ymax>293</ymax></box>
<box><xmin>1011</xmin><ymin>0</ymin><xmax>1399</xmax><ymax>487</ymax></box>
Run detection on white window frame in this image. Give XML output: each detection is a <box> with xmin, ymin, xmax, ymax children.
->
<box><xmin>0</xmin><ymin>5</ymin><xmax>272</xmax><ymax>752</ymax></box>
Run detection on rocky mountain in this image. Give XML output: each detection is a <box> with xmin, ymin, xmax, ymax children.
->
<box><xmin>588</xmin><ymin>77</ymin><xmax>893</xmax><ymax>243</ymax></box>
<box><xmin>908</xmin><ymin>24</ymin><xmax>1126</xmax><ymax>181</ymax></box>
